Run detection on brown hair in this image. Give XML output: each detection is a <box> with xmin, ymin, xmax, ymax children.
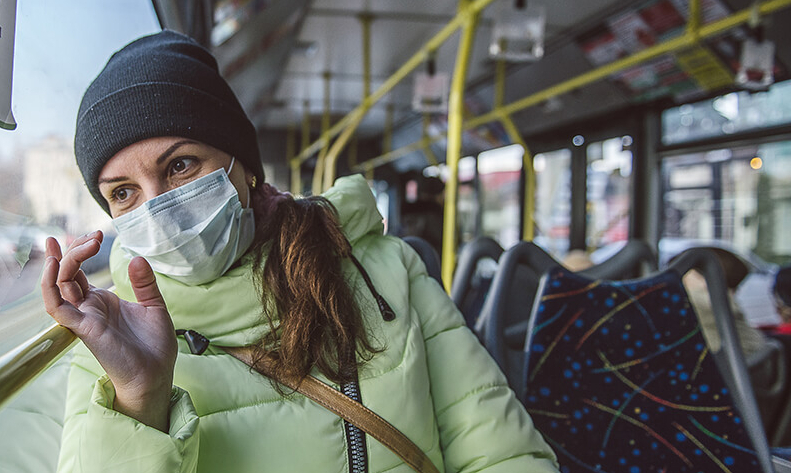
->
<box><xmin>247</xmin><ymin>183</ymin><xmax>380</xmax><ymax>387</ymax></box>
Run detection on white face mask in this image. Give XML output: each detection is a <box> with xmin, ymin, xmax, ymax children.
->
<box><xmin>112</xmin><ymin>158</ymin><xmax>255</xmax><ymax>285</ymax></box>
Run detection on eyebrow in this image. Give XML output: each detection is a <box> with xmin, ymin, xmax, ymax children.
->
<box><xmin>155</xmin><ymin>139</ymin><xmax>199</xmax><ymax>166</ymax></box>
<box><xmin>97</xmin><ymin>139</ymin><xmax>199</xmax><ymax>187</ymax></box>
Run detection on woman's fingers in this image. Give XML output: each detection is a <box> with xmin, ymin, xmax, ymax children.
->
<box><xmin>57</xmin><ymin>238</ymin><xmax>102</xmax><ymax>304</ymax></box>
<box><xmin>47</xmin><ymin>233</ymin><xmax>100</xmax><ymax>302</ymax></box>
<box><xmin>128</xmin><ymin>257</ymin><xmax>166</xmax><ymax>309</ymax></box>
<box><xmin>75</xmin><ymin>269</ymin><xmax>91</xmax><ymax>296</ymax></box>
<box><xmin>45</xmin><ymin>237</ymin><xmax>63</xmax><ymax>261</ymax></box>
<box><xmin>65</xmin><ymin>230</ymin><xmax>103</xmax><ymax>253</ymax></box>
<box><xmin>41</xmin><ymin>257</ymin><xmax>84</xmax><ymax>332</ymax></box>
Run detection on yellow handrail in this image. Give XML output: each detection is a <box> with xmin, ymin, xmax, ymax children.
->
<box><xmin>350</xmin><ymin>0</ymin><xmax>791</xmax><ymax>291</ymax></box>
<box><xmin>311</xmin><ymin>71</ymin><xmax>333</xmax><ymax>194</ymax></box>
<box><xmin>291</xmin><ymin>0</ymin><xmax>497</xmax><ymax>167</ymax></box>
<box><xmin>441</xmin><ymin>5</ymin><xmax>479</xmax><ymax>291</ymax></box>
<box><xmin>352</xmin><ymin>0</ymin><xmax>791</xmax><ymax>174</ymax></box>
<box><xmin>0</xmin><ymin>324</ymin><xmax>76</xmax><ymax>410</ymax></box>
<box><xmin>494</xmin><ymin>59</ymin><xmax>534</xmax><ymax>241</ymax></box>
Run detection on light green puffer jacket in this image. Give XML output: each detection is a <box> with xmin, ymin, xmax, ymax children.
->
<box><xmin>57</xmin><ymin>174</ymin><xmax>559</xmax><ymax>473</ymax></box>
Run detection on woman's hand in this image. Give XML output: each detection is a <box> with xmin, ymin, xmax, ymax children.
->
<box><xmin>41</xmin><ymin>231</ymin><xmax>177</xmax><ymax>432</ymax></box>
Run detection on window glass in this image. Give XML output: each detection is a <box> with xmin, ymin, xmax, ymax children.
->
<box><xmin>662</xmin><ymin>79</ymin><xmax>791</xmax><ymax>146</ymax></box>
<box><xmin>456</xmin><ymin>156</ymin><xmax>479</xmax><ymax>245</ymax></box>
<box><xmin>478</xmin><ymin>144</ymin><xmax>523</xmax><ymax>249</ymax></box>
<box><xmin>662</xmin><ymin>141</ymin><xmax>791</xmax><ymax>266</ymax></box>
<box><xmin>0</xmin><ymin>1</ymin><xmax>159</xmax><ymax>354</ymax></box>
<box><xmin>586</xmin><ymin>136</ymin><xmax>633</xmax><ymax>251</ymax></box>
<box><xmin>533</xmin><ymin>149</ymin><xmax>571</xmax><ymax>258</ymax></box>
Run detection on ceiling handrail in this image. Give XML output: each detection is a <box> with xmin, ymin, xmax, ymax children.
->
<box><xmin>352</xmin><ymin>0</ymin><xmax>791</xmax><ymax>175</ymax></box>
<box><xmin>289</xmin><ymin>0</ymin><xmax>497</xmax><ymax>168</ymax></box>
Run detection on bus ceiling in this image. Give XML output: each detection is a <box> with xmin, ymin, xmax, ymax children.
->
<box><xmin>149</xmin><ymin>0</ymin><xmax>791</xmax><ymax>175</ymax></box>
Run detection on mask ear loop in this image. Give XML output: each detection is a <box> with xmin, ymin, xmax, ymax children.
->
<box><xmin>226</xmin><ymin>156</ymin><xmax>250</xmax><ymax>207</ymax></box>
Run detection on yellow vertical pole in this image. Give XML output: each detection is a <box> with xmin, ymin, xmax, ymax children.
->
<box><xmin>502</xmin><ymin>116</ymin><xmax>534</xmax><ymax>240</ymax></box>
<box><xmin>322</xmin><ymin>110</ymin><xmax>367</xmax><ymax>191</ymax></box>
<box><xmin>441</xmin><ymin>2</ymin><xmax>479</xmax><ymax>292</ymax></box>
<box><xmin>291</xmin><ymin>160</ymin><xmax>302</xmax><ymax>194</ymax></box>
<box><xmin>312</xmin><ymin>71</ymin><xmax>332</xmax><ymax>194</ymax></box>
<box><xmin>320</xmin><ymin>15</ymin><xmax>375</xmax><ymax>191</ymax></box>
<box><xmin>365</xmin><ymin>162</ymin><xmax>374</xmax><ymax>181</ymax></box>
<box><xmin>688</xmin><ymin>0</ymin><xmax>701</xmax><ymax>38</ymax></box>
<box><xmin>495</xmin><ymin>59</ymin><xmax>534</xmax><ymax>240</ymax></box>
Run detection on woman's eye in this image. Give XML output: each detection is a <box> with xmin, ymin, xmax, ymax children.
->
<box><xmin>112</xmin><ymin>187</ymin><xmax>130</xmax><ymax>202</ymax></box>
<box><xmin>169</xmin><ymin>157</ymin><xmax>195</xmax><ymax>175</ymax></box>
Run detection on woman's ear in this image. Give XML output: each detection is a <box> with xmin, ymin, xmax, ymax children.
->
<box><xmin>244</xmin><ymin>169</ymin><xmax>256</xmax><ymax>188</ymax></box>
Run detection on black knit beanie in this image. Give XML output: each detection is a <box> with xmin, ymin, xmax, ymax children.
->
<box><xmin>75</xmin><ymin>30</ymin><xmax>263</xmax><ymax>214</ymax></box>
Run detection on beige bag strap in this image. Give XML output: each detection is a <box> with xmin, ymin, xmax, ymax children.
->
<box><xmin>223</xmin><ymin>347</ymin><xmax>440</xmax><ymax>473</ymax></box>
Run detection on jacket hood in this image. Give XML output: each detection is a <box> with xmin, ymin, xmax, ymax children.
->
<box><xmin>108</xmin><ymin>173</ymin><xmax>384</xmax><ymax>346</ymax></box>
<box><xmin>322</xmin><ymin>174</ymin><xmax>384</xmax><ymax>243</ymax></box>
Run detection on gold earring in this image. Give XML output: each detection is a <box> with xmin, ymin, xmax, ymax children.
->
<box><xmin>250</xmin><ymin>176</ymin><xmax>257</xmax><ymax>189</ymax></box>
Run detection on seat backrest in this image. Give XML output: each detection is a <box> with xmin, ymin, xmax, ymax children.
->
<box><xmin>450</xmin><ymin>237</ymin><xmax>504</xmax><ymax>328</ymax></box>
<box><xmin>522</xmin><ymin>250</ymin><xmax>774</xmax><ymax>473</ymax></box>
<box><xmin>402</xmin><ymin>236</ymin><xmax>443</xmax><ymax>287</ymax></box>
<box><xmin>582</xmin><ymin>239</ymin><xmax>657</xmax><ymax>280</ymax></box>
<box><xmin>477</xmin><ymin>240</ymin><xmax>658</xmax><ymax>398</ymax></box>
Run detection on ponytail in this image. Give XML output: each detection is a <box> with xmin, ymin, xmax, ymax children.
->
<box><xmin>247</xmin><ymin>184</ymin><xmax>380</xmax><ymax>387</ymax></box>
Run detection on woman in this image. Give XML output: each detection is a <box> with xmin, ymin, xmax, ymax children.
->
<box><xmin>43</xmin><ymin>30</ymin><xmax>558</xmax><ymax>473</ymax></box>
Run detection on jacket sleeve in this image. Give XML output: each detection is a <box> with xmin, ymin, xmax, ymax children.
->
<box><xmin>57</xmin><ymin>344</ymin><xmax>200</xmax><ymax>473</ymax></box>
<box><xmin>402</xmin><ymin>244</ymin><xmax>559</xmax><ymax>473</ymax></box>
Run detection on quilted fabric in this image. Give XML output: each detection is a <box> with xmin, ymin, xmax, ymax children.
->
<box><xmin>523</xmin><ymin>267</ymin><xmax>760</xmax><ymax>473</ymax></box>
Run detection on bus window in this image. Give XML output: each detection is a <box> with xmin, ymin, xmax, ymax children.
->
<box><xmin>662</xmin><ymin>141</ymin><xmax>791</xmax><ymax>265</ymax></box>
<box><xmin>585</xmin><ymin>136</ymin><xmax>633</xmax><ymax>252</ymax></box>
<box><xmin>0</xmin><ymin>0</ymin><xmax>159</xmax><ymax>355</ymax></box>
<box><xmin>533</xmin><ymin>149</ymin><xmax>571</xmax><ymax>258</ymax></box>
<box><xmin>456</xmin><ymin>156</ymin><xmax>478</xmax><ymax>245</ymax></box>
<box><xmin>662</xmin><ymin>80</ymin><xmax>791</xmax><ymax>146</ymax></box>
<box><xmin>477</xmin><ymin>144</ymin><xmax>523</xmax><ymax>249</ymax></box>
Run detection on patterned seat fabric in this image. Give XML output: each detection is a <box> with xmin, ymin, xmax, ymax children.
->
<box><xmin>523</xmin><ymin>267</ymin><xmax>760</xmax><ymax>473</ymax></box>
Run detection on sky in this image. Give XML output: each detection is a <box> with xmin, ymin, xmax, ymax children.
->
<box><xmin>0</xmin><ymin>0</ymin><xmax>160</xmax><ymax>160</ymax></box>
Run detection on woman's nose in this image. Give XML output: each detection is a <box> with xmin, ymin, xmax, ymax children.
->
<box><xmin>142</xmin><ymin>180</ymin><xmax>173</xmax><ymax>202</ymax></box>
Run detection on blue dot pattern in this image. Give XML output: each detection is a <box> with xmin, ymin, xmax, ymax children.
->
<box><xmin>523</xmin><ymin>268</ymin><xmax>759</xmax><ymax>472</ymax></box>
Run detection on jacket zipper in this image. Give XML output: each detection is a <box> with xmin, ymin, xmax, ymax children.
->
<box><xmin>343</xmin><ymin>251</ymin><xmax>398</xmax><ymax>472</ymax></box>
<box><xmin>341</xmin><ymin>379</ymin><xmax>368</xmax><ymax>473</ymax></box>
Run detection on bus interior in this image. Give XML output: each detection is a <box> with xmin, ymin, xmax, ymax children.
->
<box><xmin>2</xmin><ymin>0</ymin><xmax>791</xmax><ymax>471</ymax></box>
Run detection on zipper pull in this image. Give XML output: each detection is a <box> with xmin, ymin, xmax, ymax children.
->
<box><xmin>375</xmin><ymin>294</ymin><xmax>396</xmax><ymax>321</ymax></box>
<box><xmin>349</xmin><ymin>254</ymin><xmax>397</xmax><ymax>322</ymax></box>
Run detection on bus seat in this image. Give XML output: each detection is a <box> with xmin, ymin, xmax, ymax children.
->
<box><xmin>746</xmin><ymin>337</ymin><xmax>788</xmax><ymax>446</ymax></box>
<box><xmin>402</xmin><ymin>236</ymin><xmax>443</xmax><ymax>287</ymax></box>
<box><xmin>474</xmin><ymin>242</ymin><xmax>557</xmax><ymax>398</ymax></box>
<box><xmin>583</xmin><ymin>239</ymin><xmax>657</xmax><ymax>280</ymax></box>
<box><xmin>522</xmin><ymin>248</ymin><xmax>774</xmax><ymax>473</ymax></box>
<box><xmin>450</xmin><ymin>237</ymin><xmax>504</xmax><ymax>328</ymax></box>
<box><xmin>477</xmin><ymin>240</ymin><xmax>657</xmax><ymax>398</ymax></box>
